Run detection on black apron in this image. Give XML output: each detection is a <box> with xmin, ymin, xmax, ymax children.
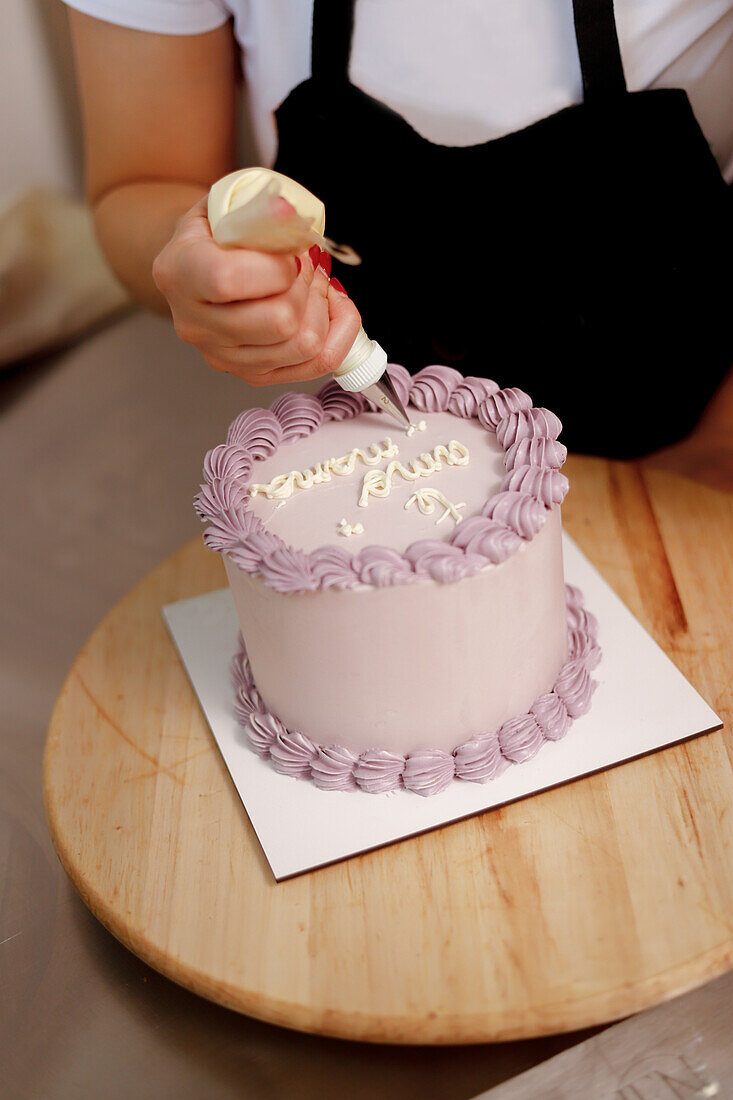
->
<box><xmin>274</xmin><ymin>0</ymin><xmax>733</xmax><ymax>456</ymax></box>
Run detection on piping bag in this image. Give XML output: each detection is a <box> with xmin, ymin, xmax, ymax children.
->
<box><xmin>207</xmin><ymin>168</ymin><xmax>412</xmax><ymax>431</ymax></box>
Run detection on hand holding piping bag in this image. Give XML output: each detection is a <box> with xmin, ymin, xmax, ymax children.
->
<box><xmin>206</xmin><ymin>168</ymin><xmax>412</xmax><ymax>429</ymax></box>
<box><xmin>153</xmin><ymin>171</ymin><xmax>363</xmax><ymax>391</ymax></box>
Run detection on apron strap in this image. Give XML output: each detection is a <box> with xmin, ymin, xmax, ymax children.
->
<box><xmin>572</xmin><ymin>0</ymin><xmax>627</xmax><ymax>100</ymax></box>
<box><xmin>311</xmin><ymin>0</ymin><xmax>356</xmax><ymax>83</ymax></box>
<box><xmin>311</xmin><ymin>0</ymin><xmax>627</xmax><ymax>100</ymax></box>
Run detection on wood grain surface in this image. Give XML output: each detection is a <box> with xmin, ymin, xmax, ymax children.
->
<box><xmin>42</xmin><ymin>457</ymin><xmax>733</xmax><ymax>1044</ymax></box>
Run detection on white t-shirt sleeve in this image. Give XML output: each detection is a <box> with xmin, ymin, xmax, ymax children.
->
<box><xmin>62</xmin><ymin>0</ymin><xmax>230</xmax><ymax>35</ymax></box>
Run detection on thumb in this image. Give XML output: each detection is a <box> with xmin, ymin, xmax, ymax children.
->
<box><xmin>173</xmin><ymin>194</ymin><xmax>214</xmax><ymax>244</ymax></box>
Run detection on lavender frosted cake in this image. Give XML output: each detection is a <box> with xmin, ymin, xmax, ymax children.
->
<box><xmin>195</xmin><ymin>364</ymin><xmax>600</xmax><ymax>796</ymax></box>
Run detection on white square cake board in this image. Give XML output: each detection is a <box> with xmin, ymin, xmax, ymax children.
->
<box><xmin>163</xmin><ymin>535</ymin><xmax>721</xmax><ymax>881</ymax></box>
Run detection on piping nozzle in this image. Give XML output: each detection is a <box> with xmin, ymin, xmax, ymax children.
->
<box><xmin>334</xmin><ymin>328</ymin><xmax>413</xmax><ymax>431</ymax></box>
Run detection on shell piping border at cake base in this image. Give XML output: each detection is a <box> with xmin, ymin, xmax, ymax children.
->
<box><xmin>230</xmin><ymin>582</ymin><xmax>601</xmax><ymax>796</ymax></box>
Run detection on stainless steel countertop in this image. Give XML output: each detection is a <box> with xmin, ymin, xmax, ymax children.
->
<box><xmin>0</xmin><ymin>311</ymin><xmax>726</xmax><ymax>1099</ymax></box>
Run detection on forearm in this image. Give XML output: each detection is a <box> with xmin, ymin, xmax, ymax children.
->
<box><xmin>92</xmin><ymin>181</ymin><xmax>209</xmax><ymax>315</ymax></box>
<box><xmin>641</xmin><ymin>366</ymin><xmax>733</xmax><ymax>491</ymax></box>
<box><xmin>67</xmin><ymin>11</ymin><xmax>237</xmax><ymax>314</ymax></box>
<box><xmin>694</xmin><ymin>365</ymin><xmax>733</xmax><ymax>439</ymax></box>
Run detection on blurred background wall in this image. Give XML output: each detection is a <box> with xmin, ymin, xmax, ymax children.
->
<box><xmin>1</xmin><ymin>0</ymin><xmax>83</xmax><ymax>197</ymax></box>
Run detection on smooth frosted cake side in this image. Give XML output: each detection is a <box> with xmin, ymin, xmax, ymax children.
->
<box><xmin>196</xmin><ymin>365</ymin><xmax>601</xmax><ymax>795</ymax></box>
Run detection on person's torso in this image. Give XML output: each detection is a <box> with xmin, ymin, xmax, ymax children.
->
<box><xmin>265</xmin><ymin>0</ymin><xmax>733</xmax><ymax>457</ymax></box>
<box><xmin>228</xmin><ymin>0</ymin><xmax>733</xmax><ymax>180</ymax></box>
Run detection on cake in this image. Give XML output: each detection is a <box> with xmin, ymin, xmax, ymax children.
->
<box><xmin>195</xmin><ymin>364</ymin><xmax>600</xmax><ymax>796</ymax></box>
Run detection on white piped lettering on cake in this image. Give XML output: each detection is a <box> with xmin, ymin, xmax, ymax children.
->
<box><xmin>337</xmin><ymin>518</ymin><xmax>364</xmax><ymax>538</ymax></box>
<box><xmin>358</xmin><ymin>440</ymin><xmax>470</xmax><ymax>507</ymax></box>
<box><xmin>405</xmin><ymin>488</ymin><xmax>466</xmax><ymax>525</ymax></box>
<box><xmin>249</xmin><ymin>438</ymin><xmax>398</xmax><ymax>500</ymax></box>
<box><xmin>406</xmin><ymin>420</ymin><xmax>427</xmax><ymax>438</ymax></box>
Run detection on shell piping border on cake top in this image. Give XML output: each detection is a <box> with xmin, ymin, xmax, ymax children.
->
<box><xmin>230</xmin><ymin>583</ymin><xmax>601</xmax><ymax>796</ymax></box>
<box><xmin>194</xmin><ymin>364</ymin><xmax>572</xmax><ymax>593</ymax></box>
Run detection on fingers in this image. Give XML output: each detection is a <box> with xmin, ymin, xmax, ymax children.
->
<box><xmin>172</xmin><ymin>195</ymin><xmax>212</xmax><ymax>244</ymax></box>
<box><xmin>154</xmin><ymin>198</ymin><xmax>362</xmax><ymax>387</ymax></box>
<box><xmin>185</xmin><ymin>243</ymin><xmax>301</xmax><ymax>303</ymax></box>
<box><xmin>260</xmin><ymin>275</ymin><xmax>362</xmax><ymax>385</ymax></box>
<box><xmin>157</xmin><ymin>196</ymin><xmax>301</xmax><ymax>304</ymax></box>
<box><xmin>202</xmin><ymin>259</ymin><xmax>334</xmax><ymax>374</ymax></box>
<box><xmin>202</xmin><ymin>271</ymin><xmax>361</xmax><ymax>384</ymax></box>
<box><xmin>194</xmin><ymin>276</ymin><xmax>310</xmax><ymax>346</ymax></box>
